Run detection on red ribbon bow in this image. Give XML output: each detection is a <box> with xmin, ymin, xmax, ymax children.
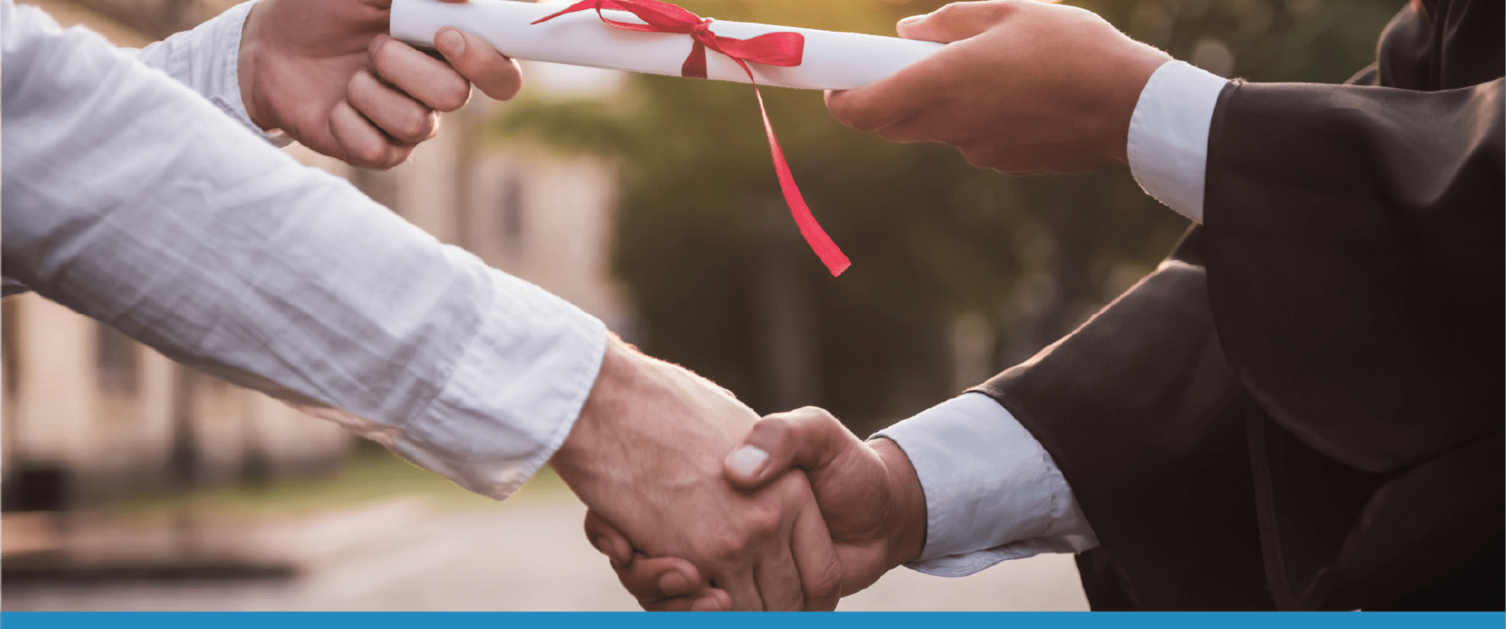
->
<box><xmin>534</xmin><ymin>0</ymin><xmax>851</xmax><ymax>276</ymax></box>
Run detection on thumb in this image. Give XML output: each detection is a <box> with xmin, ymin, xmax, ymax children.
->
<box><xmin>896</xmin><ymin>1</ymin><xmax>1019</xmax><ymax>43</ymax></box>
<box><xmin>434</xmin><ymin>27</ymin><xmax>524</xmax><ymax>101</ymax></box>
<box><xmin>723</xmin><ymin>407</ymin><xmax>853</xmax><ymax>490</ymax></box>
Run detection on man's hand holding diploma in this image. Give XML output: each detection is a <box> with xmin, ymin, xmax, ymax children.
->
<box><xmin>239</xmin><ymin>0</ymin><xmax>523</xmax><ymax>168</ymax></box>
<box><xmin>826</xmin><ymin>0</ymin><xmax>1170</xmax><ymax>174</ymax></box>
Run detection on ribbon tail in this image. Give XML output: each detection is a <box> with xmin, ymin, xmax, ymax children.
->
<box><xmin>751</xmin><ymin>87</ymin><xmax>850</xmax><ymax>276</ymax></box>
<box><xmin>682</xmin><ymin>39</ymin><xmax>709</xmax><ymax>79</ymax></box>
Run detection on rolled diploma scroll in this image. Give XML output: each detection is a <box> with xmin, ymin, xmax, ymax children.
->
<box><xmin>390</xmin><ymin>0</ymin><xmax>944</xmax><ymax>91</ymax></box>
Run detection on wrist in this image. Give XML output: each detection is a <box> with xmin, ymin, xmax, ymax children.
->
<box><xmin>550</xmin><ymin>334</ymin><xmax>638</xmax><ymax>477</ymax></box>
<box><xmin>871</xmin><ymin>437</ymin><xmax>926</xmax><ymax>570</ymax></box>
<box><xmin>236</xmin><ymin>0</ymin><xmax>275</xmax><ymax>131</ymax></box>
<box><xmin>1105</xmin><ymin>46</ymin><xmax>1173</xmax><ymax>165</ymax></box>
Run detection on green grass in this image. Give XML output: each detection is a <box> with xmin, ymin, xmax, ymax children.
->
<box><xmin>109</xmin><ymin>445</ymin><xmax>576</xmax><ymax>519</ymax></box>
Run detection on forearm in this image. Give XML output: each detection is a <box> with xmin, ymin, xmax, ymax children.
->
<box><xmin>3</xmin><ymin>2</ymin><xmax>605</xmax><ymax>499</ymax></box>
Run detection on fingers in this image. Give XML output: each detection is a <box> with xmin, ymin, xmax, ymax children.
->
<box><xmin>754</xmin><ymin>544</ymin><xmax>807</xmax><ymax>611</ymax></box>
<box><xmin>828</xmin><ymin>1</ymin><xmax>1022</xmax><ymax>133</ymax></box>
<box><xmin>896</xmin><ymin>1</ymin><xmax>1017</xmax><ymax>43</ymax></box>
<box><xmin>585</xmin><ymin>510</ymin><xmax>729</xmax><ymax>611</ymax></box>
<box><xmin>433</xmin><ymin>27</ymin><xmax>524</xmax><ymax>101</ymax></box>
<box><xmin>617</xmin><ymin>555</ymin><xmax>708</xmax><ymax>600</ymax></box>
<box><xmin>584</xmin><ymin>510</ymin><xmax>635</xmax><ymax>567</ymax></box>
<box><xmin>641</xmin><ymin>588</ymin><xmax>732</xmax><ymax>612</ymax></box>
<box><xmin>644</xmin><ymin>593</ymin><xmax>729</xmax><ymax>612</ymax></box>
<box><xmin>824</xmin><ymin>59</ymin><xmax>945</xmax><ymax>132</ymax></box>
<box><xmin>616</xmin><ymin>556</ymin><xmax>729</xmax><ymax>611</ymax></box>
<box><xmin>724</xmin><ymin>407</ymin><xmax>852</xmax><ymax>490</ymax></box>
<box><xmin>874</xmin><ymin>115</ymin><xmax>939</xmax><ymax>144</ymax></box>
<box><xmin>790</xmin><ymin>500</ymin><xmax>843</xmax><ymax>611</ymax></box>
<box><xmin>346</xmin><ymin>69</ymin><xmax>439</xmax><ymax>145</ymax></box>
<box><xmin>717</xmin><ymin>570</ymin><xmax>764</xmax><ymax>611</ymax></box>
<box><xmin>369</xmin><ymin>34</ymin><xmax>472</xmax><ymax>112</ymax></box>
<box><xmin>328</xmin><ymin>100</ymin><xmax>412</xmax><ymax>169</ymax></box>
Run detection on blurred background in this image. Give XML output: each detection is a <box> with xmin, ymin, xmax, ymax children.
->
<box><xmin>2</xmin><ymin>0</ymin><xmax>1401</xmax><ymax>611</ymax></box>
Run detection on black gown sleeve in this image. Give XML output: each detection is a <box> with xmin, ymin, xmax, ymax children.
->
<box><xmin>970</xmin><ymin>0</ymin><xmax>1504</xmax><ymax>609</ymax></box>
<box><xmin>972</xmin><ymin>232</ymin><xmax>1276</xmax><ymax>610</ymax></box>
<box><xmin>1202</xmin><ymin>78</ymin><xmax>1503</xmax><ymax>474</ymax></box>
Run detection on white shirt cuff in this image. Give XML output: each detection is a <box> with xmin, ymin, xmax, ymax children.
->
<box><xmin>1127</xmin><ymin>60</ymin><xmax>1228</xmax><ymax>223</ymax></box>
<box><xmin>303</xmin><ymin>267</ymin><xmax>607</xmax><ymax>501</ymax></box>
<box><xmin>405</xmin><ymin>267</ymin><xmax>607</xmax><ymax>500</ymax></box>
<box><xmin>873</xmin><ymin>392</ymin><xmax>1098</xmax><ymax>577</ymax></box>
<box><xmin>134</xmin><ymin>0</ymin><xmax>293</xmax><ymax>147</ymax></box>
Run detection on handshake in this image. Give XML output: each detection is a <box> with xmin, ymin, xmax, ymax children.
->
<box><xmin>552</xmin><ymin>336</ymin><xmax>929</xmax><ymax>611</ymax></box>
<box><xmin>220</xmin><ymin>0</ymin><xmax>1154</xmax><ymax>608</ymax></box>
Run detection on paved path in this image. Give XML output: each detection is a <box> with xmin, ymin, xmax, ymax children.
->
<box><xmin>3</xmin><ymin>498</ymin><xmax>1089</xmax><ymax>611</ymax></box>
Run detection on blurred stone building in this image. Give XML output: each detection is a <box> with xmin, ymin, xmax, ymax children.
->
<box><xmin>1</xmin><ymin>0</ymin><xmax>627</xmax><ymax>510</ymax></box>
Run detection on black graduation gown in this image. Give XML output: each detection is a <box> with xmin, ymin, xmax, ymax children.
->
<box><xmin>970</xmin><ymin>0</ymin><xmax>1503</xmax><ymax>610</ymax></box>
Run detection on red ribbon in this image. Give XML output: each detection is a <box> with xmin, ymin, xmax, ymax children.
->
<box><xmin>534</xmin><ymin>0</ymin><xmax>852</xmax><ymax>276</ymax></box>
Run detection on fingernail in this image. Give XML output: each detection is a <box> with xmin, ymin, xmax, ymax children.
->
<box><xmin>690</xmin><ymin>597</ymin><xmax>722</xmax><ymax>612</ymax></box>
<box><xmin>436</xmin><ymin>28</ymin><xmax>465</xmax><ymax>57</ymax></box>
<box><xmin>897</xmin><ymin>14</ymin><xmax>925</xmax><ymax>27</ymax></box>
<box><xmin>725</xmin><ymin>445</ymin><xmax>769</xmax><ymax>478</ymax></box>
<box><xmin>658</xmin><ymin>571</ymin><xmax>690</xmax><ymax>597</ymax></box>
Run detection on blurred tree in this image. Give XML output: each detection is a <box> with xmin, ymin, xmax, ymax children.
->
<box><xmin>494</xmin><ymin>0</ymin><xmax>1404</xmax><ymax>432</ymax></box>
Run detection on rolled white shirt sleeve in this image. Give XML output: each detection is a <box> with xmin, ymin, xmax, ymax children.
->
<box><xmin>872</xmin><ymin>393</ymin><xmax>1098</xmax><ymax>577</ymax></box>
<box><xmin>1126</xmin><ymin>60</ymin><xmax>1229</xmax><ymax>224</ymax></box>
<box><xmin>133</xmin><ymin>0</ymin><xmax>292</xmax><ymax>146</ymax></box>
<box><xmin>3</xmin><ymin>0</ymin><xmax>603</xmax><ymax>501</ymax></box>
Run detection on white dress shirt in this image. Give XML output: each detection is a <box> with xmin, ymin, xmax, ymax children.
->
<box><xmin>2</xmin><ymin>0</ymin><xmax>606</xmax><ymax>501</ymax></box>
<box><xmin>874</xmin><ymin>59</ymin><xmax>1227</xmax><ymax>577</ymax></box>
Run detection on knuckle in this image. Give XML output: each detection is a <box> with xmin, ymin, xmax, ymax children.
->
<box><xmin>791</xmin><ymin>406</ymin><xmax>837</xmax><ymax>432</ymax></box>
<box><xmin>793</xmin><ymin>405</ymin><xmax>828</xmax><ymax>419</ymax></box>
<box><xmin>990</xmin><ymin>0</ymin><xmax>1024</xmax><ymax>13</ymax></box>
<box><xmin>350</xmin><ymin>145</ymin><xmax>386</xmax><ymax>169</ymax></box>
<box><xmin>754</xmin><ymin>414</ymin><xmax>791</xmax><ymax>441</ymax></box>
<box><xmin>383</xmin><ymin>147</ymin><xmax>413</xmax><ymax>169</ymax></box>
<box><xmin>357</xmin><ymin>145</ymin><xmax>404</xmax><ymax>170</ymax></box>
<box><xmin>706</xmin><ymin>535</ymin><xmax>746</xmax><ymax>562</ymax></box>
<box><xmin>436</xmin><ymin>80</ymin><xmax>472</xmax><ymax>111</ymax></box>
<box><xmin>747</xmin><ymin>500</ymin><xmax>785</xmax><ymax>534</ymax></box>
<box><xmin>400</xmin><ymin>109</ymin><xmax>438</xmax><ymax>141</ymax></box>
<box><xmin>933</xmin><ymin>3</ymin><xmax>964</xmax><ymax>19</ymax></box>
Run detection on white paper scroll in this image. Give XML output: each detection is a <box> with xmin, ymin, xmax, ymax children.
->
<box><xmin>390</xmin><ymin>0</ymin><xmax>944</xmax><ymax>91</ymax></box>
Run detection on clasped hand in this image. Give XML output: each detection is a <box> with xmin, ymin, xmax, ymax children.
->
<box><xmin>583</xmin><ymin>406</ymin><xmax>930</xmax><ymax>611</ymax></box>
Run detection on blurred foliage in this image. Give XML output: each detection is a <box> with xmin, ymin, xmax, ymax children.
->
<box><xmin>494</xmin><ymin>0</ymin><xmax>1405</xmax><ymax>431</ymax></box>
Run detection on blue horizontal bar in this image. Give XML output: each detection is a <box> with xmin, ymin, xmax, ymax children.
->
<box><xmin>2</xmin><ymin>611</ymin><xmax>1503</xmax><ymax>629</ymax></box>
